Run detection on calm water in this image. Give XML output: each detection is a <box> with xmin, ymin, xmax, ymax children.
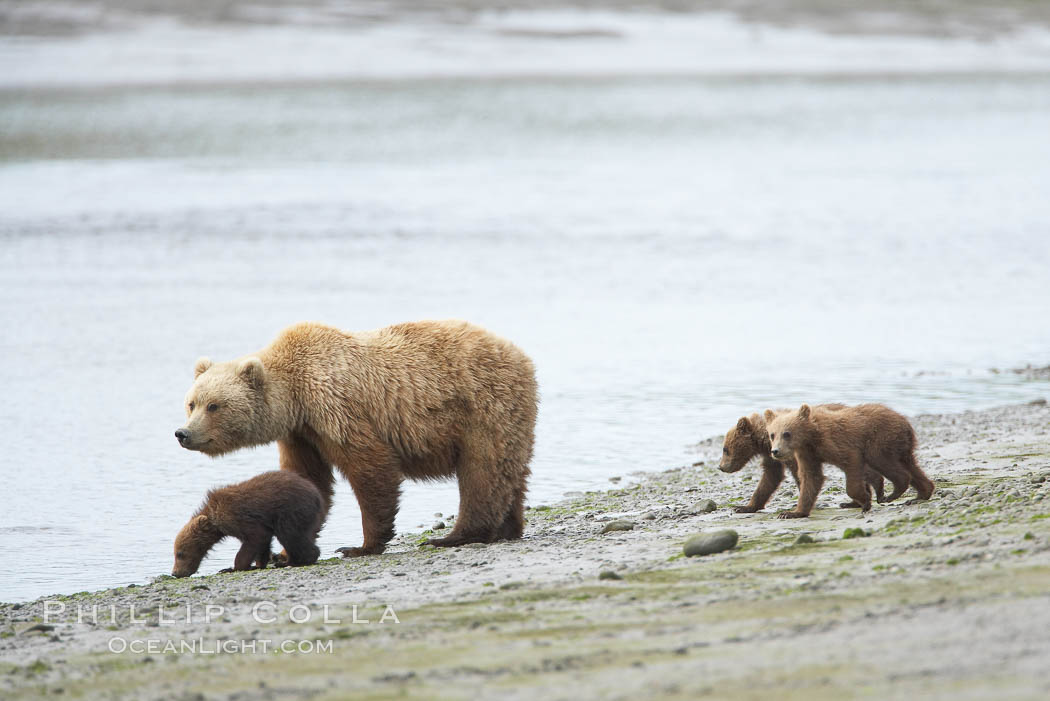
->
<box><xmin>2</xmin><ymin>74</ymin><xmax>1049</xmax><ymax>602</ymax></box>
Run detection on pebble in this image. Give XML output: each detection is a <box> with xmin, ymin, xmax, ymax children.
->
<box><xmin>433</xmin><ymin>522</ymin><xmax>446</xmax><ymax>530</ymax></box>
<box><xmin>600</xmin><ymin>520</ymin><xmax>635</xmax><ymax>534</ymax></box>
<box><xmin>599</xmin><ymin>570</ymin><xmax>623</xmax><ymax>581</ymax></box>
<box><xmin>794</xmin><ymin>534</ymin><xmax>817</xmax><ymax>545</ymax></box>
<box><xmin>683</xmin><ymin>530</ymin><xmax>739</xmax><ymax>557</ymax></box>
<box><xmin>695</xmin><ymin>499</ymin><xmax>718</xmax><ymax>513</ymax></box>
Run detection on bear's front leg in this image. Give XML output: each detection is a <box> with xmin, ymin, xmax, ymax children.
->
<box><xmin>272</xmin><ymin>434</ymin><xmax>335</xmax><ymax>564</ymax></box>
<box><xmin>778</xmin><ymin>454</ymin><xmax>823</xmax><ymax>519</ymax></box>
<box><xmin>736</xmin><ymin>458</ymin><xmax>785</xmax><ymax>513</ymax></box>
<box><xmin>335</xmin><ymin>447</ymin><xmax>402</xmax><ymax>557</ymax></box>
<box><xmin>231</xmin><ymin>540</ymin><xmax>261</xmax><ymax>571</ymax></box>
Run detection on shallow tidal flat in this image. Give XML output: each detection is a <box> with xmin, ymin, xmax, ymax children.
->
<box><xmin>2</xmin><ymin>400</ymin><xmax>1049</xmax><ymax>699</ymax></box>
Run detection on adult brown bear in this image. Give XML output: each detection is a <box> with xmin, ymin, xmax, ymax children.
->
<box><xmin>176</xmin><ymin>320</ymin><xmax>538</xmax><ymax>555</ymax></box>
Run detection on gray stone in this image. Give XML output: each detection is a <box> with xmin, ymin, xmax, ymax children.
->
<box><xmin>683</xmin><ymin>530</ymin><xmax>739</xmax><ymax>557</ymax></box>
<box><xmin>433</xmin><ymin>521</ymin><xmax>446</xmax><ymax>530</ymax></box>
<box><xmin>598</xmin><ymin>570</ymin><xmax>623</xmax><ymax>581</ymax></box>
<box><xmin>600</xmin><ymin>520</ymin><xmax>635</xmax><ymax>534</ymax></box>
<box><xmin>794</xmin><ymin>534</ymin><xmax>816</xmax><ymax>545</ymax></box>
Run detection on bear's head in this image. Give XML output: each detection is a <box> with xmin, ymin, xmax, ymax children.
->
<box><xmin>719</xmin><ymin>415</ymin><xmax>764</xmax><ymax>472</ymax></box>
<box><xmin>765</xmin><ymin>404</ymin><xmax>811</xmax><ymax>461</ymax></box>
<box><xmin>175</xmin><ymin>356</ymin><xmax>268</xmax><ymax>457</ymax></box>
<box><xmin>172</xmin><ymin>514</ymin><xmax>223</xmax><ymax>578</ymax></box>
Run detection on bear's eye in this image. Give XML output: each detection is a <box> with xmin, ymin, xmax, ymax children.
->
<box><xmin>769</xmin><ymin>433</ymin><xmax>775</xmax><ymax>441</ymax></box>
<box><xmin>207</xmin><ymin>403</ymin><xmax>219</xmax><ymax>412</ymax></box>
<box><xmin>723</xmin><ymin>447</ymin><xmax>728</xmax><ymax>454</ymax></box>
<box><xmin>783</xmin><ymin>431</ymin><xmax>792</xmax><ymax>440</ymax></box>
<box><xmin>176</xmin><ymin>551</ymin><xmax>184</xmax><ymax>559</ymax></box>
<box><xmin>188</xmin><ymin>402</ymin><xmax>195</xmax><ymax>412</ymax></box>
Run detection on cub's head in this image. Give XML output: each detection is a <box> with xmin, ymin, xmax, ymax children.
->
<box><xmin>765</xmin><ymin>404</ymin><xmax>812</xmax><ymax>460</ymax></box>
<box><xmin>719</xmin><ymin>416</ymin><xmax>762</xmax><ymax>472</ymax></box>
<box><xmin>175</xmin><ymin>356</ymin><xmax>267</xmax><ymax>456</ymax></box>
<box><xmin>172</xmin><ymin>514</ymin><xmax>222</xmax><ymax>578</ymax></box>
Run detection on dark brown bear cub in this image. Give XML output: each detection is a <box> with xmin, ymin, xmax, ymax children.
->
<box><xmin>172</xmin><ymin>471</ymin><xmax>325</xmax><ymax>578</ymax></box>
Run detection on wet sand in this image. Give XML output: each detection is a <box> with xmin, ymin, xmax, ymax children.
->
<box><xmin>3</xmin><ymin>399</ymin><xmax>1049</xmax><ymax>699</ymax></box>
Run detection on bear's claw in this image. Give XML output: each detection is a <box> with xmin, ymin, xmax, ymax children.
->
<box><xmin>336</xmin><ymin>546</ymin><xmax>383</xmax><ymax>558</ymax></box>
<box><xmin>776</xmin><ymin>511</ymin><xmax>809</xmax><ymax>519</ymax></box>
<box><xmin>733</xmin><ymin>505</ymin><xmax>759</xmax><ymax>513</ymax></box>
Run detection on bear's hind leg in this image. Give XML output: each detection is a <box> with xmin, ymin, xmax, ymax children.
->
<box><xmin>868</xmin><ymin>456</ymin><xmax>911</xmax><ymax>503</ymax></box>
<box><xmin>902</xmin><ymin>451</ymin><xmax>935</xmax><ymax>503</ymax></box>
<box><xmin>840</xmin><ymin>465</ymin><xmax>884</xmax><ymax>508</ymax></box>
<box><xmin>842</xmin><ymin>460</ymin><xmax>872</xmax><ymax>513</ymax></box>
<box><xmin>494</xmin><ymin>482</ymin><xmax>527</xmax><ymax>541</ymax></box>
<box><xmin>428</xmin><ymin>434</ymin><xmax>513</xmax><ymax>547</ymax></box>
<box><xmin>276</xmin><ymin>532</ymin><xmax>321</xmax><ymax>567</ymax></box>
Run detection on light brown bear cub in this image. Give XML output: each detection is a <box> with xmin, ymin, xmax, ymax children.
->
<box><xmin>765</xmin><ymin>403</ymin><xmax>934</xmax><ymax>519</ymax></box>
<box><xmin>172</xmin><ymin>471</ymin><xmax>325</xmax><ymax>578</ymax></box>
<box><xmin>176</xmin><ymin>320</ymin><xmax>538</xmax><ymax>556</ymax></box>
<box><xmin>719</xmin><ymin>405</ymin><xmax>910</xmax><ymax>513</ymax></box>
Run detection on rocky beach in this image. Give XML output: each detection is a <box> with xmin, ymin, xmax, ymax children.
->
<box><xmin>3</xmin><ymin>399</ymin><xmax>1049</xmax><ymax>699</ymax></box>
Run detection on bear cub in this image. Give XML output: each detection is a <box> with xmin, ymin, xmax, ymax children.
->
<box><xmin>172</xmin><ymin>471</ymin><xmax>326</xmax><ymax>578</ymax></box>
<box><xmin>765</xmin><ymin>403</ymin><xmax>934</xmax><ymax>519</ymax></box>
<box><xmin>718</xmin><ymin>405</ymin><xmax>910</xmax><ymax>513</ymax></box>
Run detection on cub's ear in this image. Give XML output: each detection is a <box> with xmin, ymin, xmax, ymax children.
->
<box><xmin>194</xmin><ymin>514</ymin><xmax>210</xmax><ymax>528</ymax></box>
<box><xmin>194</xmin><ymin>357</ymin><xmax>213</xmax><ymax>379</ymax></box>
<box><xmin>238</xmin><ymin>357</ymin><xmax>266</xmax><ymax>389</ymax></box>
<box><xmin>763</xmin><ymin>409</ymin><xmax>776</xmax><ymax>423</ymax></box>
<box><xmin>736</xmin><ymin>416</ymin><xmax>751</xmax><ymax>432</ymax></box>
<box><xmin>798</xmin><ymin>404</ymin><xmax>811</xmax><ymax>420</ymax></box>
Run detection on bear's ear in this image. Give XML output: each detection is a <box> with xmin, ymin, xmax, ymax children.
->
<box><xmin>194</xmin><ymin>357</ymin><xmax>213</xmax><ymax>379</ymax></box>
<box><xmin>193</xmin><ymin>514</ymin><xmax>210</xmax><ymax>528</ymax></box>
<box><xmin>798</xmin><ymin>404</ymin><xmax>811</xmax><ymax>420</ymax></box>
<box><xmin>736</xmin><ymin>416</ymin><xmax>751</xmax><ymax>432</ymax></box>
<box><xmin>238</xmin><ymin>357</ymin><xmax>266</xmax><ymax>389</ymax></box>
<box><xmin>763</xmin><ymin>409</ymin><xmax>776</xmax><ymax>423</ymax></box>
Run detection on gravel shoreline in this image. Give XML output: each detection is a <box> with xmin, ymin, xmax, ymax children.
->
<box><xmin>3</xmin><ymin>399</ymin><xmax>1049</xmax><ymax>699</ymax></box>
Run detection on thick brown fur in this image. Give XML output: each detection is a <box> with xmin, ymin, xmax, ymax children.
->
<box><xmin>718</xmin><ymin>405</ymin><xmax>907</xmax><ymax>512</ymax></box>
<box><xmin>172</xmin><ymin>471</ymin><xmax>326</xmax><ymax>577</ymax></box>
<box><xmin>765</xmin><ymin>403</ymin><xmax>934</xmax><ymax>519</ymax></box>
<box><xmin>177</xmin><ymin>320</ymin><xmax>538</xmax><ymax>555</ymax></box>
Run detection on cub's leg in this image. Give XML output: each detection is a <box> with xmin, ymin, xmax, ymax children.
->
<box><xmin>841</xmin><ymin>455</ymin><xmax>872</xmax><ymax>513</ymax></box>
<box><xmin>902</xmin><ymin>451</ymin><xmax>935</xmax><ymax>504</ymax></box>
<box><xmin>736</xmin><ymin>458</ymin><xmax>785</xmax><ymax>513</ymax></box>
<box><xmin>868</xmin><ymin>456</ymin><xmax>911</xmax><ymax>503</ymax></box>
<box><xmin>841</xmin><ymin>465</ymin><xmax>886</xmax><ymax>508</ymax></box>
<box><xmin>226</xmin><ymin>528</ymin><xmax>271</xmax><ymax>572</ymax></box>
<box><xmin>778</xmin><ymin>455</ymin><xmax>823</xmax><ymax>519</ymax></box>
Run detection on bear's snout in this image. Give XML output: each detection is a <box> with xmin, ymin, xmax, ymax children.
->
<box><xmin>770</xmin><ymin>448</ymin><xmax>783</xmax><ymax>458</ymax></box>
<box><xmin>175</xmin><ymin>428</ymin><xmax>191</xmax><ymax>447</ymax></box>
